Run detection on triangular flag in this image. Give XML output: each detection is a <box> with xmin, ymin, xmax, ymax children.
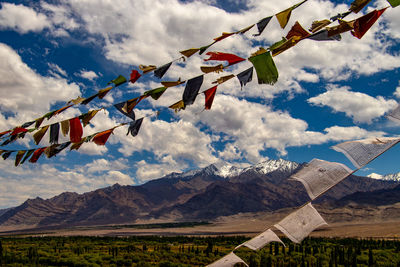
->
<box><xmin>161</xmin><ymin>78</ymin><xmax>185</xmax><ymax>88</ymax></box>
<box><xmin>307</xmin><ymin>29</ymin><xmax>342</xmax><ymax>41</ymax></box>
<box><xmin>275</xmin><ymin>0</ymin><xmax>307</xmax><ymax>29</ymax></box>
<box><xmin>93</xmin><ymin>129</ymin><xmax>114</xmax><ymax>145</ymax></box>
<box><xmin>114</xmin><ymin>102</ymin><xmax>136</xmax><ymax>120</ymax></box>
<box><xmin>33</xmin><ymin>125</ymin><xmax>49</xmax><ymax>145</ymax></box>
<box><xmin>107</xmin><ymin>75</ymin><xmax>127</xmax><ymax>87</ymax></box>
<box><xmin>180</xmin><ymin>48</ymin><xmax>200</xmax><ymax>58</ymax></box>
<box><xmin>309</xmin><ymin>19</ymin><xmax>331</xmax><ymax>33</ymax></box>
<box><xmin>204</xmin><ymin>86</ymin><xmax>218</xmax><ymax>110</ymax></box>
<box><xmin>81</xmin><ymin>110</ymin><xmax>99</xmax><ymax>127</ymax></box>
<box><xmin>53</xmin><ymin>104</ymin><xmax>73</xmax><ymax>117</ymax></box>
<box><xmin>204</xmin><ymin>52</ymin><xmax>245</xmax><ymax>66</ymax></box>
<box><xmin>253</xmin><ymin>16</ymin><xmax>273</xmax><ymax>36</ymax></box>
<box><xmin>98</xmin><ymin>86</ymin><xmax>112</xmax><ymax>99</ymax></box>
<box><xmin>212</xmin><ymin>74</ymin><xmax>235</xmax><ymax>84</ymax></box>
<box><xmin>387</xmin><ymin>0</ymin><xmax>400</xmax><ymax>7</ymax></box>
<box><xmin>130</xmin><ymin>70</ymin><xmax>141</xmax><ymax>84</ymax></box>
<box><xmin>236</xmin><ymin>67</ymin><xmax>253</xmax><ymax>88</ymax></box>
<box><xmin>127</xmin><ymin>118</ymin><xmax>143</xmax><ymax>137</ymax></box>
<box><xmin>21</xmin><ymin>121</ymin><xmax>35</xmax><ymax>128</ymax></box>
<box><xmin>214</xmin><ymin>32</ymin><xmax>235</xmax><ymax>42</ymax></box>
<box><xmin>236</xmin><ymin>24</ymin><xmax>255</xmax><ymax>34</ymax></box>
<box><xmin>248</xmin><ymin>48</ymin><xmax>278</xmax><ymax>85</ymax></box>
<box><xmin>70</xmin><ymin>137</ymin><xmax>87</xmax><ymax>151</ymax></box>
<box><xmin>206</xmin><ymin>252</ymin><xmax>248</xmax><ymax>267</ymax></box>
<box><xmin>10</xmin><ymin>127</ymin><xmax>28</xmax><ymax>136</ymax></box>
<box><xmin>327</xmin><ymin>20</ymin><xmax>354</xmax><ymax>37</ymax></box>
<box><xmin>286</xmin><ymin>21</ymin><xmax>310</xmax><ymax>40</ymax></box>
<box><xmin>351</xmin><ymin>8</ymin><xmax>387</xmax><ymax>39</ymax></box>
<box><xmin>199</xmin><ymin>43</ymin><xmax>214</xmax><ymax>55</ymax></box>
<box><xmin>182</xmin><ymin>75</ymin><xmax>204</xmax><ymax>106</ymax></box>
<box><xmin>69</xmin><ymin>117</ymin><xmax>83</xmax><ymax>143</ymax></box>
<box><xmin>80</xmin><ymin>93</ymin><xmax>98</xmax><ymax>105</ymax></box>
<box><xmin>154</xmin><ymin>62</ymin><xmax>172</xmax><ymax>79</ymax></box>
<box><xmin>2</xmin><ymin>151</ymin><xmax>13</xmax><ymax>160</ymax></box>
<box><xmin>20</xmin><ymin>149</ymin><xmax>34</xmax><ymax>165</ymax></box>
<box><xmin>350</xmin><ymin>0</ymin><xmax>372</xmax><ymax>13</ymax></box>
<box><xmin>35</xmin><ymin>117</ymin><xmax>45</xmax><ymax>129</ymax></box>
<box><xmin>139</xmin><ymin>64</ymin><xmax>157</xmax><ymax>73</ymax></box>
<box><xmin>200</xmin><ymin>64</ymin><xmax>224</xmax><ymax>74</ymax></box>
<box><xmin>169</xmin><ymin>100</ymin><xmax>186</xmax><ymax>113</ymax></box>
<box><xmin>143</xmin><ymin>87</ymin><xmax>167</xmax><ymax>100</ymax></box>
<box><xmin>29</xmin><ymin>147</ymin><xmax>47</xmax><ymax>163</ymax></box>
<box><xmin>15</xmin><ymin>150</ymin><xmax>26</xmax><ymax>167</ymax></box>
<box><xmin>68</xmin><ymin>96</ymin><xmax>86</xmax><ymax>105</ymax></box>
<box><xmin>271</xmin><ymin>37</ymin><xmax>300</xmax><ymax>56</ymax></box>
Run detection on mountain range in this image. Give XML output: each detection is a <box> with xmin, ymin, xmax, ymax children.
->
<box><xmin>0</xmin><ymin>159</ymin><xmax>399</xmax><ymax>229</ymax></box>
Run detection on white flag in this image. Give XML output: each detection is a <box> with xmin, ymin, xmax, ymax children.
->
<box><xmin>236</xmin><ymin>229</ymin><xmax>284</xmax><ymax>251</ymax></box>
<box><xmin>332</xmin><ymin>137</ymin><xmax>400</xmax><ymax>169</ymax></box>
<box><xmin>274</xmin><ymin>203</ymin><xmax>327</xmax><ymax>243</ymax></box>
<box><xmin>207</xmin><ymin>252</ymin><xmax>248</xmax><ymax>267</ymax></box>
<box><xmin>291</xmin><ymin>158</ymin><xmax>352</xmax><ymax>200</ymax></box>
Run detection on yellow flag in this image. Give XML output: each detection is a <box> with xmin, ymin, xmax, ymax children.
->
<box><xmin>213</xmin><ymin>74</ymin><xmax>235</xmax><ymax>84</ymax></box>
<box><xmin>70</xmin><ymin>137</ymin><xmax>87</xmax><ymax>151</ymax></box>
<box><xmin>200</xmin><ymin>64</ymin><xmax>224</xmax><ymax>74</ymax></box>
<box><xmin>139</xmin><ymin>65</ymin><xmax>157</xmax><ymax>73</ymax></box>
<box><xmin>15</xmin><ymin>150</ymin><xmax>26</xmax><ymax>167</ymax></box>
<box><xmin>33</xmin><ymin>125</ymin><xmax>49</xmax><ymax>145</ymax></box>
<box><xmin>180</xmin><ymin>48</ymin><xmax>200</xmax><ymax>58</ymax></box>
<box><xmin>98</xmin><ymin>87</ymin><xmax>112</xmax><ymax>99</ymax></box>
<box><xmin>309</xmin><ymin>19</ymin><xmax>331</xmax><ymax>33</ymax></box>
<box><xmin>60</xmin><ymin>120</ymin><xmax>69</xmax><ymax>136</ymax></box>
<box><xmin>161</xmin><ymin>78</ymin><xmax>185</xmax><ymax>88</ymax></box>
<box><xmin>276</xmin><ymin>8</ymin><xmax>293</xmax><ymax>29</ymax></box>
<box><xmin>81</xmin><ymin>110</ymin><xmax>99</xmax><ymax>127</ymax></box>
<box><xmin>169</xmin><ymin>100</ymin><xmax>186</xmax><ymax>113</ymax></box>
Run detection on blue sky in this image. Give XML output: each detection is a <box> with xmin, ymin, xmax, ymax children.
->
<box><xmin>0</xmin><ymin>0</ymin><xmax>399</xmax><ymax>208</ymax></box>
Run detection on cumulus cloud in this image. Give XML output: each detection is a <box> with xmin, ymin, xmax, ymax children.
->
<box><xmin>308</xmin><ymin>85</ymin><xmax>397</xmax><ymax>123</ymax></box>
<box><xmin>76</xmin><ymin>69</ymin><xmax>99</xmax><ymax>81</ymax></box>
<box><xmin>0</xmin><ymin>3</ymin><xmax>50</xmax><ymax>33</ymax></box>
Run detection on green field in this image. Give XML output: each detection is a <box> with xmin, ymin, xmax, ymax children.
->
<box><xmin>0</xmin><ymin>235</ymin><xmax>399</xmax><ymax>266</ymax></box>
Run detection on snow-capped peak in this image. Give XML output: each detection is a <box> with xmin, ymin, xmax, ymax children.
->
<box><xmin>367</xmin><ymin>172</ymin><xmax>400</xmax><ymax>182</ymax></box>
<box><xmin>242</xmin><ymin>159</ymin><xmax>299</xmax><ymax>175</ymax></box>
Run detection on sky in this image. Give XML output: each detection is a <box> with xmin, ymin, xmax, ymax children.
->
<box><xmin>0</xmin><ymin>0</ymin><xmax>400</xmax><ymax>208</ymax></box>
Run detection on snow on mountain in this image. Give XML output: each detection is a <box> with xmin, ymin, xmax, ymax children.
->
<box><xmin>367</xmin><ymin>172</ymin><xmax>400</xmax><ymax>182</ymax></box>
<box><xmin>240</xmin><ymin>159</ymin><xmax>300</xmax><ymax>175</ymax></box>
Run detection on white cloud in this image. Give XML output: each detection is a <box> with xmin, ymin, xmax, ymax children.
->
<box><xmin>77</xmin><ymin>69</ymin><xmax>99</xmax><ymax>81</ymax></box>
<box><xmin>308</xmin><ymin>85</ymin><xmax>397</xmax><ymax>123</ymax></box>
<box><xmin>394</xmin><ymin>82</ymin><xmax>400</xmax><ymax>98</ymax></box>
<box><xmin>0</xmin><ymin>3</ymin><xmax>50</xmax><ymax>33</ymax></box>
<box><xmin>135</xmin><ymin>156</ymin><xmax>186</xmax><ymax>182</ymax></box>
<box><xmin>48</xmin><ymin>63</ymin><xmax>68</xmax><ymax>78</ymax></box>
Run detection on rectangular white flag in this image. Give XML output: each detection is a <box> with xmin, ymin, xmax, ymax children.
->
<box><xmin>236</xmin><ymin>229</ymin><xmax>284</xmax><ymax>251</ymax></box>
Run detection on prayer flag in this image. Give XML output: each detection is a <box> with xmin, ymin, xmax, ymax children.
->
<box><xmin>107</xmin><ymin>75</ymin><xmax>127</xmax><ymax>87</ymax></box>
<box><xmin>70</xmin><ymin>137</ymin><xmax>87</xmax><ymax>151</ymax></box>
<box><xmin>330</xmin><ymin>11</ymin><xmax>352</xmax><ymax>21</ymax></box>
<box><xmin>204</xmin><ymin>52</ymin><xmax>245</xmax><ymax>66</ymax></box>
<box><xmin>236</xmin><ymin>67</ymin><xmax>253</xmax><ymax>88</ymax></box>
<box><xmin>350</xmin><ymin>0</ymin><xmax>372</xmax><ymax>13</ymax></box>
<box><xmin>309</xmin><ymin>19</ymin><xmax>331</xmax><ymax>33</ymax></box>
<box><xmin>249</xmin><ymin>49</ymin><xmax>278</xmax><ymax>85</ymax></box>
<box><xmin>53</xmin><ymin>105</ymin><xmax>73</xmax><ymax>117</ymax></box>
<box><xmin>307</xmin><ymin>29</ymin><xmax>342</xmax><ymax>41</ymax></box>
<box><xmin>93</xmin><ymin>129</ymin><xmax>114</xmax><ymax>145</ymax></box>
<box><xmin>327</xmin><ymin>20</ymin><xmax>354</xmax><ymax>37</ymax></box>
<box><xmin>68</xmin><ymin>96</ymin><xmax>86</xmax><ymax>105</ymax></box>
<box><xmin>253</xmin><ymin>16</ymin><xmax>273</xmax><ymax>36</ymax></box>
<box><xmin>0</xmin><ymin>130</ymin><xmax>11</xmax><ymax>138</ymax></box>
<box><xmin>45</xmin><ymin>142</ymin><xmax>70</xmax><ymax>158</ymax></box>
<box><xmin>286</xmin><ymin>21</ymin><xmax>310</xmax><ymax>40</ymax></box>
<box><xmin>29</xmin><ymin>147</ymin><xmax>46</xmax><ymax>163</ymax></box>
<box><xmin>237</xmin><ymin>229</ymin><xmax>284</xmax><ymax>251</ymax></box>
<box><xmin>387</xmin><ymin>0</ymin><xmax>400</xmax><ymax>7</ymax></box>
<box><xmin>213</xmin><ymin>74</ymin><xmax>235</xmax><ymax>84</ymax></box>
<box><xmin>274</xmin><ymin>203</ymin><xmax>327</xmax><ymax>243</ymax></box>
<box><xmin>61</xmin><ymin>120</ymin><xmax>70</xmax><ymax>136</ymax></box>
<box><xmin>161</xmin><ymin>78</ymin><xmax>185</xmax><ymax>88</ymax></box>
<box><xmin>69</xmin><ymin>117</ymin><xmax>83</xmax><ymax>143</ymax></box>
<box><xmin>236</xmin><ymin>24</ymin><xmax>255</xmax><ymax>34</ymax></box>
<box><xmin>154</xmin><ymin>62</ymin><xmax>172</xmax><ymax>79</ymax></box>
<box><xmin>15</xmin><ymin>150</ymin><xmax>26</xmax><ymax>166</ymax></box>
<box><xmin>204</xmin><ymin>86</ymin><xmax>218</xmax><ymax>110</ymax></box>
<box><xmin>114</xmin><ymin>102</ymin><xmax>136</xmax><ymax>120</ymax></box>
<box><xmin>214</xmin><ymin>32</ymin><xmax>235</xmax><ymax>42</ymax></box>
<box><xmin>200</xmin><ymin>64</ymin><xmax>224</xmax><ymax>74</ymax></box>
<box><xmin>275</xmin><ymin>0</ymin><xmax>307</xmax><ymax>29</ymax></box>
<box><xmin>35</xmin><ymin>117</ymin><xmax>45</xmax><ymax>128</ymax></box>
<box><xmin>11</xmin><ymin>127</ymin><xmax>28</xmax><ymax>136</ymax></box>
<box><xmin>81</xmin><ymin>110</ymin><xmax>99</xmax><ymax>127</ymax></box>
<box><xmin>351</xmin><ymin>8</ymin><xmax>387</xmax><ymax>39</ymax></box>
<box><xmin>127</xmin><ymin>118</ymin><xmax>143</xmax><ymax>137</ymax></box>
<box><xmin>143</xmin><ymin>87</ymin><xmax>168</xmax><ymax>100</ymax></box>
<box><xmin>130</xmin><ymin>70</ymin><xmax>141</xmax><ymax>84</ymax></box>
<box><xmin>21</xmin><ymin>121</ymin><xmax>35</xmax><ymax>129</ymax></box>
<box><xmin>291</xmin><ymin>158</ymin><xmax>352</xmax><ymax>200</ymax></box>
<box><xmin>33</xmin><ymin>125</ymin><xmax>49</xmax><ymax>145</ymax></box>
<box><xmin>199</xmin><ymin>43</ymin><xmax>214</xmax><ymax>55</ymax></box>
<box><xmin>332</xmin><ymin>137</ymin><xmax>400</xmax><ymax>169</ymax></box>
<box><xmin>2</xmin><ymin>151</ymin><xmax>13</xmax><ymax>160</ymax></box>
<box><xmin>20</xmin><ymin>149</ymin><xmax>34</xmax><ymax>165</ymax></box>
<box><xmin>49</xmin><ymin>123</ymin><xmax>60</xmax><ymax>144</ymax></box>
<box><xmin>183</xmin><ymin>75</ymin><xmax>204</xmax><ymax>106</ymax></box>
<box><xmin>180</xmin><ymin>48</ymin><xmax>200</xmax><ymax>58</ymax></box>
<box><xmin>207</xmin><ymin>252</ymin><xmax>248</xmax><ymax>267</ymax></box>
<box><xmin>98</xmin><ymin>86</ymin><xmax>112</xmax><ymax>99</ymax></box>
<box><xmin>139</xmin><ymin>65</ymin><xmax>157</xmax><ymax>73</ymax></box>
<box><xmin>169</xmin><ymin>100</ymin><xmax>186</xmax><ymax>113</ymax></box>
<box><xmin>81</xmin><ymin>94</ymin><xmax>98</xmax><ymax>105</ymax></box>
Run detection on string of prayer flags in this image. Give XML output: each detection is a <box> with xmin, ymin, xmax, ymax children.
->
<box><xmin>29</xmin><ymin>147</ymin><xmax>46</xmax><ymax>163</ymax></box>
<box><xmin>33</xmin><ymin>125</ymin><xmax>49</xmax><ymax>145</ymax></box>
<box><xmin>387</xmin><ymin>0</ymin><xmax>400</xmax><ymax>7</ymax></box>
<box><xmin>236</xmin><ymin>229</ymin><xmax>284</xmax><ymax>251</ymax></box>
<box><xmin>204</xmin><ymin>86</ymin><xmax>218</xmax><ymax>110</ymax></box>
<box><xmin>45</xmin><ymin>142</ymin><xmax>71</xmax><ymax>158</ymax></box>
<box><xmin>248</xmin><ymin>48</ymin><xmax>278</xmax><ymax>85</ymax></box>
<box><xmin>183</xmin><ymin>75</ymin><xmax>204</xmax><ymax>106</ymax></box>
<box><xmin>200</xmin><ymin>64</ymin><xmax>224</xmax><ymax>74</ymax></box>
<box><xmin>350</xmin><ymin>0</ymin><xmax>372</xmax><ymax>13</ymax></box>
<box><xmin>93</xmin><ymin>129</ymin><xmax>114</xmax><ymax>146</ymax></box>
<box><xmin>180</xmin><ymin>48</ymin><xmax>200</xmax><ymax>58</ymax></box>
<box><xmin>127</xmin><ymin>118</ymin><xmax>143</xmax><ymax>137</ymax></box>
<box><xmin>49</xmin><ymin>123</ymin><xmax>60</xmax><ymax>144</ymax></box>
<box><xmin>212</xmin><ymin>74</ymin><xmax>235</xmax><ymax>84</ymax></box>
<box><xmin>81</xmin><ymin>110</ymin><xmax>99</xmax><ymax>127</ymax></box>
<box><xmin>154</xmin><ymin>62</ymin><xmax>172</xmax><ymax>79</ymax></box>
<box><xmin>253</xmin><ymin>16</ymin><xmax>273</xmax><ymax>36</ymax></box>
<box><xmin>206</xmin><ymin>252</ymin><xmax>248</xmax><ymax>267</ymax></box>
<box><xmin>274</xmin><ymin>203</ymin><xmax>327</xmax><ymax>243</ymax></box>
<box><xmin>107</xmin><ymin>75</ymin><xmax>127</xmax><ymax>87</ymax></box>
<box><xmin>237</xmin><ymin>67</ymin><xmax>253</xmax><ymax>89</ymax></box>
<box><xmin>291</xmin><ymin>158</ymin><xmax>353</xmax><ymax>200</ymax></box>
<box><xmin>130</xmin><ymin>70</ymin><xmax>141</xmax><ymax>84</ymax></box>
<box><xmin>143</xmin><ymin>87</ymin><xmax>168</xmax><ymax>100</ymax></box>
<box><xmin>307</xmin><ymin>29</ymin><xmax>342</xmax><ymax>41</ymax></box>
<box><xmin>351</xmin><ymin>8</ymin><xmax>388</xmax><ymax>39</ymax></box>
<box><xmin>204</xmin><ymin>52</ymin><xmax>246</xmax><ymax>66</ymax></box>
<box><xmin>20</xmin><ymin>149</ymin><xmax>34</xmax><ymax>165</ymax></box>
<box><xmin>139</xmin><ymin>65</ymin><xmax>157</xmax><ymax>74</ymax></box>
<box><xmin>275</xmin><ymin>0</ymin><xmax>307</xmax><ymax>29</ymax></box>
<box><xmin>169</xmin><ymin>100</ymin><xmax>186</xmax><ymax>113</ymax></box>
<box><xmin>14</xmin><ymin>150</ymin><xmax>26</xmax><ymax>167</ymax></box>
<box><xmin>332</xmin><ymin>137</ymin><xmax>400</xmax><ymax>169</ymax></box>
<box><xmin>69</xmin><ymin>117</ymin><xmax>83</xmax><ymax>143</ymax></box>
<box><xmin>309</xmin><ymin>19</ymin><xmax>331</xmax><ymax>33</ymax></box>
<box><xmin>161</xmin><ymin>78</ymin><xmax>185</xmax><ymax>88</ymax></box>
<box><xmin>286</xmin><ymin>21</ymin><xmax>310</xmax><ymax>40</ymax></box>
<box><xmin>327</xmin><ymin>20</ymin><xmax>354</xmax><ymax>37</ymax></box>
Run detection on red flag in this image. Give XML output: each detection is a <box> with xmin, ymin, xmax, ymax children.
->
<box><xmin>29</xmin><ymin>147</ymin><xmax>46</xmax><ymax>163</ymax></box>
<box><xmin>286</xmin><ymin>21</ymin><xmax>310</xmax><ymax>40</ymax></box>
<box><xmin>10</xmin><ymin>127</ymin><xmax>28</xmax><ymax>136</ymax></box>
<box><xmin>92</xmin><ymin>129</ymin><xmax>113</xmax><ymax>146</ymax></box>
<box><xmin>205</xmin><ymin>52</ymin><xmax>245</xmax><ymax>66</ymax></box>
<box><xmin>69</xmin><ymin>117</ymin><xmax>83</xmax><ymax>143</ymax></box>
<box><xmin>130</xmin><ymin>70</ymin><xmax>142</xmax><ymax>83</ymax></box>
<box><xmin>351</xmin><ymin>8</ymin><xmax>387</xmax><ymax>39</ymax></box>
<box><xmin>204</xmin><ymin>86</ymin><xmax>218</xmax><ymax>110</ymax></box>
<box><xmin>0</xmin><ymin>130</ymin><xmax>11</xmax><ymax>138</ymax></box>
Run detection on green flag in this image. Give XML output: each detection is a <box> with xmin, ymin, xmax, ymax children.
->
<box><xmin>108</xmin><ymin>75</ymin><xmax>127</xmax><ymax>87</ymax></box>
<box><xmin>387</xmin><ymin>0</ymin><xmax>400</xmax><ymax>7</ymax></box>
<box><xmin>248</xmin><ymin>50</ymin><xmax>279</xmax><ymax>85</ymax></box>
<box><xmin>143</xmin><ymin>87</ymin><xmax>167</xmax><ymax>100</ymax></box>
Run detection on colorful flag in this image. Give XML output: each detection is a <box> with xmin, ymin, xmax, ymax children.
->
<box><xmin>127</xmin><ymin>118</ymin><xmax>143</xmax><ymax>137</ymax></box>
<box><xmin>29</xmin><ymin>147</ymin><xmax>47</xmax><ymax>163</ymax></box>
<box><xmin>98</xmin><ymin>86</ymin><xmax>113</xmax><ymax>99</ymax></box>
<box><xmin>15</xmin><ymin>150</ymin><xmax>26</xmax><ymax>166</ymax></box>
<box><xmin>253</xmin><ymin>16</ymin><xmax>273</xmax><ymax>36</ymax></box>
<box><xmin>21</xmin><ymin>121</ymin><xmax>35</xmax><ymax>128</ymax></box>
<box><xmin>53</xmin><ymin>104</ymin><xmax>73</xmax><ymax>117</ymax></box>
<box><xmin>249</xmin><ymin>49</ymin><xmax>278</xmax><ymax>85</ymax></box>
<box><xmin>69</xmin><ymin>117</ymin><xmax>83</xmax><ymax>143</ymax></box>
<box><xmin>350</xmin><ymin>0</ymin><xmax>372</xmax><ymax>13</ymax></box>
<box><xmin>327</xmin><ymin>20</ymin><xmax>354</xmax><ymax>37</ymax></box>
<box><xmin>169</xmin><ymin>100</ymin><xmax>186</xmax><ymax>113</ymax></box>
<box><xmin>143</xmin><ymin>87</ymin><xmax>168</xmax><ymax>100</ymax></box>
<box><xmin>275</xmin><ymin>0</ymin><xmax>307</xmax><ymax>29</ymax></box>
<box><xmin>2</xmin><ymin>151</ymin><xmax>13</xmax><ymax>160</ymax></box>
<box><xmin>10</xmin><ymin>127</ymin><xmax>28</xmax><ymax>136</ymax></box>
<box><xmin>200</xmin><ymin>64</ymin><xmax>224</xmax><ymax>74</ymax></box>
<box><xmin>199</xmin><ymin>43</ymin><xmax>214</xmax><ymax>55</ymax></box>
<box><xmin>236</xmin><ymin>24</ymin><xmax>255</xmax><ymax>34</ymax></box>
<box><xmin>161</xmin><ymin>78</ymin><xmax>185</xmax><ymax>88</ymax></box>
<box><xmin>236</xmin><ymin>67</ymin><xmax>253</xmax><ymax>88</ymax></box>
<box><xmin>93</xmin><ymin>129</ymin><xmax>114</xmax><ymax>145</ymax></box>
<box><xmin>20</xmin><ymin>149</ymin><xmax>34</xmax><ymax>165</ymax></box>
<box><xmin>286</xmin><ymin>21</ymin><xmax>310</xmax><ymax>40</ymax></box>
<box><xmin>180</xmin><ymin>48</ymin><xmax>200</xmax><ymax>58</ymax></box>
<box><xmin>154</xmin><ymin>62</ymin><xmax>172</xmax><ymax>79</ymax></box>
<box><xmin>33</xmin><ymin>125</ymin><xmax>49</xmax><ymax>145</ymax></box>
<box><xmin>130</xmin><ymin>70</ymin><xmax>141</xmax><ymax>84</ymax></box>
<box><xmin>107</xmin><ymin>75</ymin><xmax>127</xmax><ymax>87</ymax></box>
<box><xmin>387</xmin><ymin>0</ymin><xmax>400</xmax><ymax>7</ymax></box>
<box><xmin>204</xmin><ymin>52</ymin><xmax>245</xmax><ymax>66</ymax></box>
<box><xmin>81</xmin><ymin>110</ymin><xmax>99</xmax><ymax>127</ymax></box>
<box><xmin>139</xmin><ymin>65</ymin><xmax>157</xmax><ymax>73</ymax></box>
<box><xmin>183</xmin><ymin>75</ymin><xmax>204</xmax><ymax>106</ymax></box>
<box><xmin>309</xmin><ymin>19</ymin><xmax>331</xmax><ymax>33</ymax></box>
<box><xmin>70</xmin><ymin>137</ymin><xmax>87</xmax><ymax>151</ymax></box>
<box><xmin>60</xmin><ymin>120</ymin><xmax>70</xmax><ymax>136</ymax></box>
<box><xmin>80</xmin><ymin>94</ymin><xmax>98</xmax><ymax>105</ymax></box>
<box><xmin>114</xmin><ymin>102</ymin><xmax>136</xmax><ymax>121</ymax></box>
<box><xmin>213</xmin><ymin>32</ymin><xmax>235</xmax><ymax>42</ymax></box>
<box><xmin>204</xmin><ymin>86</ymin><xmax>218</xmax><ymax>110</ymax></box>
<box><xmin>351</xmin><ymin>8</ymin><xmax>387</xmax><ymax>39</ymax></box>
<box><xmin>307</xmin><ymin>29</ymin><xmax>342</xmax><ymax>41</ymax></box>
<box><xmin>49</xmin><ymin>123</ymin><xmax>60</xmax><ymax>144</ymax></box>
